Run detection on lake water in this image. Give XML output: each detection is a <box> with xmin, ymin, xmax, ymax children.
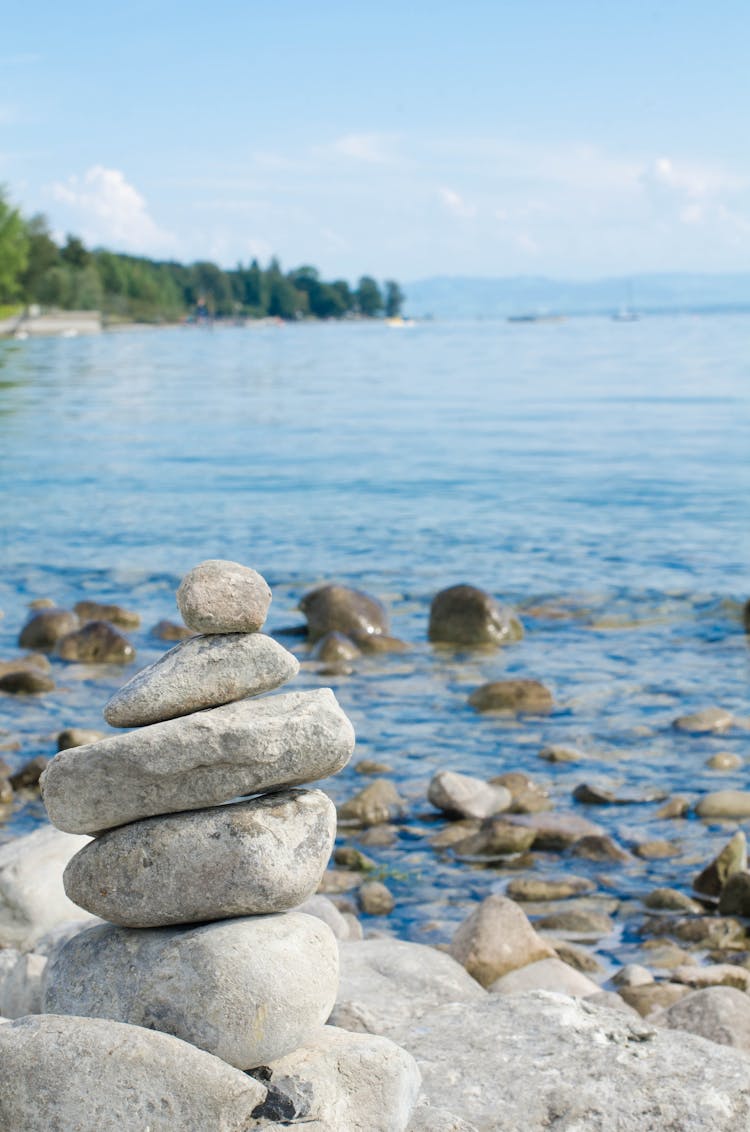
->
<box><xmin>1</xmin><ymin>317</ymin><xmax>749</xmax><ymax>969</ymax></box>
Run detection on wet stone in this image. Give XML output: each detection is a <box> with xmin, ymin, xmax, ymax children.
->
<box><xmin>535</xmin><ymin>909</ymin><xmax>614</xmax><ymax>938</ymax></box>
<box><xmin>707</xmin><ymin>751</ymin><xmax>744</xmax><ymax>771</ymax></box>
<box><xmin>696</xmin><ymin>791</ymin><xmax>750</xmax><ymax>819</ymax></box>
<box><xmin>694</xmin><ymin>831</ymin><xmax>747</xmax><ymax>897</ymax></box>
<box><xmin>74</xmin><ymin>600</ymin><xmax>141</xmax><ymax>629</ymax></box>
<box><xmin>312</xmin><ymin>631</ymin><xmax>361</xmax><ymax>663</ymax></box>
<box><xmin>56</xmin><ymin>621</ymin><xmax>135</xmax><ymax>664</ymax></box>
<box><xmin>506</xmin><ymin>812</ymin><xmax>604</xmax><ymax>850</ymax></box>
<box><xmin>428</xmin><ymin>584</ymin><xmax>523</xmax><ymax>648</ymax></box>
<box><xmin>539</xmin><ymin>745</ymin><xmax>585</xmax><ymax>763</ymax></box>
<box><xmin>468</xmin><ymin>679</ymin><xmax>554</xmax><ymax>715</ymax></box>
<box><xmin>8</xmin><ymin>756</ymin><xmax>49</xmax><ymax>791</ymax></box>
<box><xmin>358</xmin><ymin>881</ymin><xmax>394</xmax><ymax>916</ymax></box>
<box><xmin>57</xmin><ymin>728</ymin><xmax>105</xmax><ymax>751</ymax></box>
<box><xmin>300</xmin><ymin>583</ymin><xmax>389</xmax><ymax>644</ymax></box>
<box><xmin>673</xmin><ymin>707</ymin><xmax>736</xmax><ymax>734</ymax></box>
<box><xmin>489</xmin><ymin>771</ymin><xmax>551</xmax><ymax>813</ymax></box>
<box><xmin>571</xmin><ymin>834</ymin><xmax>632</xmax><ymax>862</ymax></box>
<box><xmin>644</xmin><ymin>888</ymin><xmax>703</xmax><ymax>914</ymax></box>
<box><xmin>506</xmin><ymin>876</ymin><xmax>594</xmax><ymax>902</ymax></box>
<box><xmin>18</xmin><ymin>609</ymin><xmax>79</xmax><ymax>650</ymax></box>
<box><xmin>451</xmin><ymin>818</ymin><xmax>536</xmax><ymax>857</ymax></box>
<box><xmin>151</xmin><ymin>619</ymin><xmax>193</xmax><ymax>641</ymax></box>
<box><xmin>338</xmin><ymin>779</ymin><xmax>405</xmax><ymax>827</ymax></box>
<box><xmin>0</xmin><ymin>669</ymin><xmax>55</xmax><ymax>694</ymax></box>
<box><xmin>718</xmin><ymin>871</ymin><xmax>750</xmax><ymax>917</ymax></box>
<box><xmin>656</xmin><ymin>795</ymin><xmax>690</xmax><ymax>819</ymax></box>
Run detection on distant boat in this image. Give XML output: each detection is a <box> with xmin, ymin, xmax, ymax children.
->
<box><xmin>612</xmin><ymin>308</ymin><xmax>640</xmax><ymax>322</ymax></box>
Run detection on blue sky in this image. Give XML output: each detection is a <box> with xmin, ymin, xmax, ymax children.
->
<box><xmin>2</xmin><ymin>1</ymin><xmax>750</xmax><ymax>280</ymax></box>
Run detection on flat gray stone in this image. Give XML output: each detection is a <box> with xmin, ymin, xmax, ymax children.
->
<box><xmin>0</xmin><ymin>827</ymin><xmax>95</xmax><ymax>949</ymax></box>
<box><xmin>249</xmin><ymin>1025</ymin><xmax>421</xmax><ymax>1131</ymax></box>
<box><xmin>0</xmin><ymin>1014</ymin><xmax>266</xmax><ymax>1131</ymax></box>
<box><xmin>332</xmin><ymin>939</ymin><xmax>486</xmax><ymax>1036</ymax></box>
<box><xmin>177</xmin><ymin>559</ymin><xmax>272</xmax><ymax>633</ymax></box>
<box><xmin>64</xmin><ymin>788</ymin><xmax>336</xmax><ymax>926</ymax></box>
<box><xmin>427</xmin><ymin>771</ymin><xmax>511</xmax><ymax>820</ymax></box>
<box><xmin>489</xmin><ymin>956</ymin><xmax>599</xmax><ymax>996</ymax></box>
<box><xmin>387</xmin><ymin>992</ymin><xmax>750</xmax><ymax>1131</ymax></box>
<box><xmin>104</xmin><ymin>632</ymin><xmax>299</xmax><ymax>726</ymax></box>
<box><xmin>44</xmin><ymin>912</ymin><xmax>338</xmax><ymax>1069</ymax></box>
<box><xmin>42</xmin><ymin>688</ymin><xmax>355</xmax><ymax>833</ymax></box>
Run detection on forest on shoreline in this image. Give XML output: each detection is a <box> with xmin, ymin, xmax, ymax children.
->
<box><xmin>0</xmin><ymin>187</ymin><xmax>403</xmax><ymax>323</ymax></box>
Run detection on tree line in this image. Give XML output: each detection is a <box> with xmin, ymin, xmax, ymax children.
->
<box><xmin>0</xmin><ymin>187</ymin><xmax>404</xmax><ymax>323</ymax></box>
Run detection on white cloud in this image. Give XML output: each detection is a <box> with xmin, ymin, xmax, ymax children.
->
<box><xmin>331</xmin><ymin>133</ymin><xmax>395</xmax><ymax>164</ymax></box>
<box><xmin>50</xmin><ymin>166</ymin><xmax>176</xmax><ymax>254</ymax></box>
<box><xmin>438</xmin><ymin>187</ymin><xmax>476</xmax><ymax>218</ymax></box>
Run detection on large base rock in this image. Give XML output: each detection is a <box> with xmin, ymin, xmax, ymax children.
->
<box><xmin>332</xmin><ymin>939</ymin><xmax>486</xmax><ymax>1035</ymax></box>
<box><xmin>249</xmin><ymin>1025</ymin><xmax>421</xmax><ymax>1131</ymax></box>
<box><xmin>44</xmin><ymin>912</ymin><xmax>338</xmax><ymax>1069</ymax></box>
<box><xmin>389</xmin><ymin>992</ymin><xmax>750</xmax><ymax>1131</ymax></box>
<box><xmin>0</xmin><ymin>827</ymin><xmax>94</xmax><ymax>949</ymax></box>
<box><xmin>63</xmin><ymin>788</ymin><xmax>336</xmax><ymax>926</ymax></box>
<box><xmin>42</xmin><ymin>687</ymin><xmax>355</xmax><ymax>833</ymax></box>
<box><xmin>0</xmin><ymin>1014</ymin><xmax>266</xmax><ymax>1132</ymax></box>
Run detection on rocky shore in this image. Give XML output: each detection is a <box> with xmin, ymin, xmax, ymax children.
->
<box><xmin>0</xmin><ymin>569</ymin><xmax>749</xmax><ymax>1128</ymax></box>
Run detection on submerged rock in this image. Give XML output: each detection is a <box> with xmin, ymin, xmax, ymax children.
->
<box><xmin>56</xmin><ymin>727</ymin><xmax>106</xmax><ymax>751</ymax></box>
<box><xmin>718</xmin><ymin>871</ymin><xmax>750</xmax><ymax>916</ymax></box>
<box><xmin>8</xmin><ymin>755</ymin><xmax>49</xmax><ymax>790</ymax></box>
<box><xmin>0</xmin><ymin>668</ymin><xmax>54</xmax><ymax>694</ymax></box>
<box><xmin>300</xmin><ymin>583</ymin><xmax>389</xmax><ymax>643</ymax></box>
<box><xmin>312</xmin><ymin>631</ymin><xmax>362</xmax><ymax>663</ymax></box>
<box><xmin>151</xmin><ymin>618</ymin><xmax>193</xmax><ymax>641</ymax></box>
<box><xmin>74</xmin><ymin>600</ymin><xmax>141</xmax><ymax>628</ymax></box>
<box><xmin>673</xmin><ymin>706</ymin><xmax>736</xmax><ymax>734</ymax></box>
<box><xmin>428</xmin><ymin>584</ymin><xmax>523</xmax><ymax>648</ymax></box>
<box><xmin>177</xmin><ymin>558</ymin><xmax>272</xmax><ymax>634</ymax></box>
<box><xmin>44</xmin><ymin>913</ymin><xmax>339</xmax><ymax>1069</ymax></box>
<box><xmin>18</xmin><ymin>609</ymin><xmax>79</xmax><ymax>650</ymax></box>
<box><xmin>694</xmin><ymin>830</ymin><xmax>747</xmax><ymax>896</ymax></box>
<box><xmin>468</xmin><ymin>679</ymin><xmax>553</xmax><ymax>715</ymax></box>
<box><xmin>0</xmin><ymin>1014</ymin><xmax>266</xmax><ymax>1132</ymax></box>
<box><xmin>338</xmin><ymin>779</ymin><xmax>405</xmax><ymax>826</ymax></box>
<box><xmin>56</xmin><ymin>620</ymin><xmax>135</xmax><ymax>663</ymax></box>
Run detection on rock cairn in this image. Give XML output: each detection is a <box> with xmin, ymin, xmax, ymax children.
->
<box><xmin>39</xmin><ymin>559</ymin><xmax>356</xmax><ymax>1072</ymax></box>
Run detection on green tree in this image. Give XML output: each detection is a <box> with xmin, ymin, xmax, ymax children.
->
<box><xmin>20</xmin><ymin>214</ymin><xmax>59</xmax><ymax>301</ymax></box>
<box><xmin>384</xmin><ymin>280</ymin><xmax>404</xmax><ymax>318</ymax></box>
<box><xmin>355</xmin><ymin>275</ymin><xmax>383</xmax><ymax>317</ymax></box>
<box><xmin>0</xmin><ymin>187</ymin><xmax>29</xmax><ymax>303</ymax></box>
<box><xmin>60</xmin><ymin>234</ymin><xmax>90</xmax><ymax>269</ymax></box>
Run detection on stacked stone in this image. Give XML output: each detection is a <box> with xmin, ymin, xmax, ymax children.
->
<box><xmin>38</xmin><ymin>559</ymin><xmax>356</xmax><ymax>1072</ymax></box>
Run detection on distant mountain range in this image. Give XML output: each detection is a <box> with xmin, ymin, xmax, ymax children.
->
<box><xmin>402</xmin><ymin>273</ymin><xmax>750</xmax><ymax>319</ymax></box>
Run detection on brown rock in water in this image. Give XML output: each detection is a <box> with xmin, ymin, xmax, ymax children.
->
<box><xmin>535</xmin><ymin>909</ymin><xmax>614</xmax><ymax>937</ymax></box>
<box><xmin>696</xmin><ymin>792</ymin><xmax>750</xmax><ymax>819</ymax></box>
<box><xmin>9</xmin><ymin>756</ymin><xmax>49</xmax><ymax>791</ymax></box>
<box><xmin>18</xmin><ymin>609</ymin><xmax>79</xmax><ymax>650</ymax></box>
<box><xmin>355</xmin><ymin>633</ymin><xmax>409</xmax><ymax>654</ymax></box>
<box><xmin>539</xmin><ymin>745</ymin><xmax>585</xmax><ymax>763</ymax></box>
<box><xmin>718</xmin><ymin>872</ymin><xmax>750</xmax><ymax>916</ymax></box>
<box><xmin>451</xmin><ymin>817</ymin><xmax>536</xmax><ymax>857</ymax></box>
<box><xmin>673</xmin><ymin>707</ymin><xmax>736</xmax><ymax>734</ymax></box>
<box><xmin>56</xmin><ymin>622</ymin><xmax>135</xmax><ymax>664</ymax></box>
<box><xmin>489</xmin><ymin>771</ymin><xmax>551</xmax><ymax>813</ymax></box>
<box><xmin>468</xmin><ymin>679</ymin><xmax>553</xmax><ymax>715</ymax></box>
<box><xmin>338</xmin><ymin>779</ymin><xmax>405</xmax><ymax>826</ymax></box>
<box><xmin>744</xmin><ymin>599</ymin><xmax>750</xmax><ymax>633</ymax></box>
<box><xmin>428</xmin><ymin>584</ymin><xmax>523</xmax><ymax>648</ymax></box>
<box><xmin>312</xmin><ymin>631</ymin><xmax>361</xmax><ymax>664</ymax></box>
<box><xmin>57</xmin><ymin>728</ymin><xmax>106</xmax><ymax>752</ymax></box>
<box><xmin>0</xmin><ymin>654</ymin><xmax>50</xmax><ymax>677</ymax></box>
<box><xmin>644</xmin><ymin>888</ymin><xmax>702</xmax><ymax>914</ymax></box>
<box><xmin>706</xmin><ymin>751</ymin><xmax>744</xmax><ymax>771</ymax></box>
<box><xmin>150</xmin><ymin>619</ymin><xmax>193</xmax><ymax>641</ymax></box>
<box><xmin>0</xmin><ymin>669</ymin><xmax>54</xmax><ymax>694</ymax></box>
<box><xmin>300</xmin><ymin>583</ymin><xmax>389</xmax><ymax>643</ymax></box>
<box><xmin>506</xmin><ymin>876</ymin><xmax>594</xmax><ymax>902</ymax></box>
<box><xmin>506</xmin><ymin>812</ymin><xmax>604</xmax><ymax>851</ymax></box>
<box><xmin>354</xmin><ymin>759</ymin><xmax>393</xmax><ymax>776</ymax></box>
<box><xmin>358</xmin><ymin>880</ymin><xmax>394</xmax><ymax>915</ymax></box>
<box><xmin>448</xmin><ymin>894</ymin><xmax>554</xmax><ymax>986</ymax></box>
<box><xmin>656</xmin><ymin>795</ymin><xmax>690</xmax><ymax>819</ymax></box>
<box><xmin>74</xmin><ymin>601</ymin><xmax>140</xmax><ymax>629</ymax></box>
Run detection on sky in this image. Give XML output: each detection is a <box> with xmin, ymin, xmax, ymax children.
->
<box><xmin>2</xmin><ymin>0</ymin><xmax>750</xmax><ymax>281</ymax></box>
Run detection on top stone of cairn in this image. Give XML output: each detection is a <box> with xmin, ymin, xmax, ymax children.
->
<box><xmin>176</xmin><ymin>559</ymin><xmax>272</xmax><ymax>634</ymax></box>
